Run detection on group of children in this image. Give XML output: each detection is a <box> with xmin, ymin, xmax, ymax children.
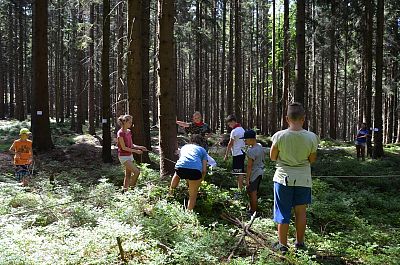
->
<box><xmin>9</xmin><ymin>102</ymin><xmax>318</xmax><ymax>255</ymax></box>
<box><xmin>169</xmin><ymin>102</ymin><xmax>319</xmax><ymax>254</ymax></box>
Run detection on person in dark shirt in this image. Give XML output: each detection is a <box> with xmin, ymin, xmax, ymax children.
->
<box><xmin>176</xmin><ymin>111</ymin><xmax>211</xmax><ymax>150</ymax></box>
<box><xmin>355</xmin><ymin>123</ymin><xmax>368</xmax><ymax>161</ymax></box>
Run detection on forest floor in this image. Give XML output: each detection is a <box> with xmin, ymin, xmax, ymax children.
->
<box><xmin>1</xmin><ymin>119</ymin><xmax>400</xmax><ymax>265</ymax></box>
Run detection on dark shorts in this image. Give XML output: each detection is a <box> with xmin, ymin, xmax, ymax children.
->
<box><xmin>15</xmin><ymin>165</ymin><xmax>30</xmax><ymax>182</ymax></box>
<box><xmin>175</xmin><ymin>167</ymin><xmax>202</xmax><ymax>180</ymax></box>
<box><xmin>232</xmin><ymin>154</ymin><xmax>245</xmax><ymax>174</ymax></box>
<box><xmin>273</xmin><ymin>182</ymin><xmax>312</xmax><ymax>224</ymax></box>
<box><xmin>247</xmin><ymin>175</ymin><xmax>262</xmax><ymax>193</ymax></box>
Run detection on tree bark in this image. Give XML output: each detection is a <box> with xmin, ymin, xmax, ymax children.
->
<box><xmin>102</xmin><ymin>0</ymin><xmax>112</xmax><ymax>163</ymax></box>
<box><xmin>373</xmin><ymin>0</ymin><xmax>384</xmax><ymax>158</ymax></box>
<box><xmin>282</xmin><ymin>0</ymin><xmax>289</xmax><ymax>129</ymax></box>
<box><xmin>127</xmin><ymin>0</ymin><xmax>151</xmax><ymax>163</ymax></box>
<box><xmin>88</xmin><ymin>3</ymin><xmax>96</xmax><ymax>135</ymax></box>
<box><xmin>271</xmin><ymin>0</ymin><xmax>277</xmax><ymax>133</ymax></box>
<box><xmin>329</xmin><ymin>0</ymin><xmax>336</xmax><ymax>139</ymax></box>
<box><xmin>295</xmin><ymin>0</ymin><xmax>305</xmax><ymax>106</ymax></box>
<box><xmin>227</xmin><ymin>0</ymin><xmax>234</xmax><ymax>116</ymax></box>
<box><xmin>365</xmin><ymin>0</ymin><xmax>373</xmax><ymax>156</ymax></box>
<box><xmin>234</xmin><ymin>0</ymin><xmax>242</xmax><ymax>120</ymax></box>
<box><xmin>158</xmin><ymin>0</ymin><xmax>178</xmax><ymax>177</ymax></box>
<box><xmin>32</xmin><ymin>0</ymin><xmax>53</xmax><ymax>152</ymax></box>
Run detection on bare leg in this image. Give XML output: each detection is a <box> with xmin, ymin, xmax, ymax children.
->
<box><xmin>237</xmin><ymin>174</ymin><xmax>245</xmax><ymax>190</ymax></box>
<box><xmin>187</xmin><ymin>179</ymin><xmax>202</xmax><ymax>210</ymax></box>
<box><xmin>123</xmin><ymin>168</ymin><xmax>132</xmax><ymax>191</ymax></box>
<box><xmin>294</xmin><ymin>204</ymin><xmax>307</xmax><ymax>244</ymax></box>
<box><xmin>248</xmin><ymin>190</ymin><xmax>258</xmax><ymax>212</ymax></box>
<box><xmin>169</xmin><ymin>173</ymin><xmax>181</xmax><ymax>194</ymax></box>
<box><xmin>277</xmin><ymin>223</ymin><xmax>289</xmax><ymax>246</ymax></box>
<box><xmin>124</xmin><ymin>161</ymin><xmax>140</xmax><ymax>188</ymax></box>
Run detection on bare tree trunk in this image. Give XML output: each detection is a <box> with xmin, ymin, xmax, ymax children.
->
<box><xmin>32</xmin><ymin>0</ymin><xmax>53</xmax><ymax>151</ymax></box>
<box><xmin>234</xmin><ymin>0</ymin><xmax>242</xmax><ymax>120</ymax></box>
<box><xmin>271</xmin><ymin>0</ymin><xmax>277</xmax><ymax>133</ymax></box>
<box><xmin>16</xmin><ymin>1</ymin><xmax>25</xmax><ymax>121</ymax></box>
<box><xmin>282</xmin><ymin>0</ymin><xmax>289</xmax><ymax>129</ymax></box>
<box><xmin>220</xmin><ymin>0</ymin><xmax>227</xmax><ymax>133</ymax></box>
<box><xmin>295</xmin><ymin>0</ymin><xmax>305</xmax><ymax>106</ymax></box>
<box><xmin>158</xmin><ymin>0</ymin><xmax>178</xmax><ymax>177</ymax></box>
<box><xmin>320</xmin><ymin>54</ymin><xmax>325</xmax><ymax>138</ymax></box>
<box><xmin>227</xmin><ymin>0</ymin><xmax>234</xmax><ymax>116</ymax></box>
<box><xmin>365</xmin><ymin>0</ymin><xmax>373</xmax><ymax>156</ymax></box>
<box><xmin>88</xmin><ymin>4</ymin><xmax>95</xmax><ymax>135</ymax></box>
<box><xmin>0</xmin><ymin>30</ymin><xmax>4</xmax><ymax>119</ymax></box>
<box><xmin>102</xmin><ymin>0</ymin><xmax>112</xmax><ymax>163</ymax></box>
<box><xmin>373</xmin><ymin>0</ymin><xmax>384</xmax><ymax>158</ymax></box>
<box><xmin>329</xmin><ymin>0</ymin><xmax>336</xmax><ymax>139</ymax></box>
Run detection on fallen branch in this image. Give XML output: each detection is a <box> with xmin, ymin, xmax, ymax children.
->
<box><xmin>227</xmin><ymin>211</ymin><xmax>257</xmax><ymax>262</ymax></box>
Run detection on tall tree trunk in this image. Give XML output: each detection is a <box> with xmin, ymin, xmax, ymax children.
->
<box><xmin>227</xmin><ymin>0</ymin><xmax>234</xmax><ymax>116</ymax></box>
<box><xmin>88</xmin><ymin>4</ymin><xmax>95</xmax><ymax>135</ymax></box>
<box><xmin>373</xmin><ymin>0</ymin><xmax>384</xmax><ymax>158</ymax></box>
<box><xmin>282</xmin><ymin>0</ymin><xmax>289</xmax><ymax>129</ymax></box>
<box><xmin>142</xmin><ymin>0</ymin><xmax>151</xmax><ymax>155</ymax></box>
<box><xmin>158</xmin><ymin>0</ymin><xmax>177</xmax><ymax>177</ymax></box>
<box><xmin>152</xmin><ymin>6</ymin><xmax>158</xmax><ymax>126</ymax></box>
<box><xmin>220</xmin><ymin>0</ymin><xmax>226</xmax><ymax>133</ymax></box>
<box><xmin>311</xmin><ymin>0</ymin><xmax>317</xmax><ymax>132</ymax></box>
<box><xmin>295</xmin><ymin>0</ymin><xmax>305</xmax><ymax>106</ymax></box>
<box><xmin>342</xmin><ymin>0</ymin><xmax>349</xmax><ymax>141</ymax></box>
<box><xmin>16</xmin><ymin>1</ymin><xmax>25</xmax><ymax>121</ymax></box>
<box><xmin>271</xmin><ymin>0</ymin><xmax>277</xmax><ymax>133</ymax></box>
<box><xmin>234</xmin><ymin>0</ymin><xmax>242</xmax><ymax>120</ymax></box>
<box><xmin>365</xmin><ymin>0</ymin><xmax>373</xmax><ymax>156</ymax></box>
<box><xmin>76</xmin><ymin>8</ymin><xmax>84</xmax><ymax>134</ymax></box>
<box><xmin>320</xmin><ymin>54</ymin><xmax>325</xmax><ymax>138</ymax></box>
<box><xmin>127</xmin><ymin>0</ymin><xmax>151</xmax><ymax>163</ymax></box>
<box><xmin>329</xmin><ymin>0</ymin><xmax>336</xmax><ymax>139</ymax></box>
<box><xmin>0</xmin><ymin>30</ymin><xmax>4</xmax><ymax>119</ymax></box>
<box><xmin>102</xmin><ymin>0</ymin><xmax>112</xmax><ymax>163</ymax></box>
<box><xmin>195</xmin><ymin>0</ymin><xmax>201</xmax><ymax>112</ymax></box>
<box><xmin>32</xmin><ymin>0</ymin><xmax>53</xmax><ymax>151</ymax></box>
<box><xmin>116</xmin><ymin>2</ymin><xmax>124</xmax><ymax>120</ymax></box>
<box><xmin>8</xmin><ymin>4</ymin><xmax>14</xmax><ymax>118</ymax></box>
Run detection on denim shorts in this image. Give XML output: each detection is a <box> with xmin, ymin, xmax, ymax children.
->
<box><xmin>273</xmin><ymin>182</ymin><xmax>312</xmax><ymax>224</ymax></box>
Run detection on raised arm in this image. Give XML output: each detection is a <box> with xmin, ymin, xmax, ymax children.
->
<box><xmin>176</xmin><ymin>120</ymin><xmax>190</xmax><ymax>128</ymax></box>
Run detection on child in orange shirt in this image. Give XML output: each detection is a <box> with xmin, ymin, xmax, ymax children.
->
<box><xmin>9</xmin><ymin>128</ymin><xmax>33</xmax><ymax>186</ymax></box>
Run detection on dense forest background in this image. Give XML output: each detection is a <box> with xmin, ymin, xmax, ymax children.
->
<box><xmin>0</xmin><ymin>0</ymin><xmax>399</xmax><ymax>162</ymax></box>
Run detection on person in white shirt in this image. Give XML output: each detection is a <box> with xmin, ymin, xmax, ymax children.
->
<box><xmin>224</xmin><ymin>114</ymin><xmax>246</xmax><ymax>191</ymax></box>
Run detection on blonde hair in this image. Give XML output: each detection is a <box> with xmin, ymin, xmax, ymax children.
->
<box><xmin>117</xmin><ymin>115</ymin><xmax>133</xmax><ymax>126</ymax></box>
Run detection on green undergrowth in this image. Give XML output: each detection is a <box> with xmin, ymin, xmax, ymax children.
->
<box><xmin>1</xmin><ymin>120</ymin><xmax>400</xmax><ymax>264</ymax></box>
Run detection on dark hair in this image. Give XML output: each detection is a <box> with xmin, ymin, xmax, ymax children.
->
<box><xmin>287</xmin><ymin>102</ymin><xmax>305</xmax><ymax>120</ymax></box>
<box><xmin>225</xmin><ymin>114</ymin><xmax>237</xmax><ymax>123</ymax></box>
<box><xmin>190</xmin><ymin>134</ymin><xmax>204</xmax><ymax>146</ymax></box>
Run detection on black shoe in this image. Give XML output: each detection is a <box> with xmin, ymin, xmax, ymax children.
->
<box><xmin>294</xmin><ymin>242</ymin><xmax>307</xmax><ymax>251</ymax></box>
<box><xmin>272</xmin><ymin>242</ymin><xmax>289</xmax><ymax>255</ymax></box>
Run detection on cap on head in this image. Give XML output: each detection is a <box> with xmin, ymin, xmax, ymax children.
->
<box><xmin>287</xmin><ymin>102</ymin><xmax>305</xmax><ymax>120</ymax></box>
<box><xmin>240</xmin><ymin>129</ymin><xmax>256</xmax><ymax>139</ymax></box>
<box><xmin>19</xmin><ymin>128</ymin><xmax>31</xmax><ymax>135</ymax></box>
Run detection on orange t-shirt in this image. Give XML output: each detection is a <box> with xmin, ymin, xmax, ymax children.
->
<box><xmin>11</xmin><ymin>139</ymin><xmax>33</xmax><ymax>165</ymax></box>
